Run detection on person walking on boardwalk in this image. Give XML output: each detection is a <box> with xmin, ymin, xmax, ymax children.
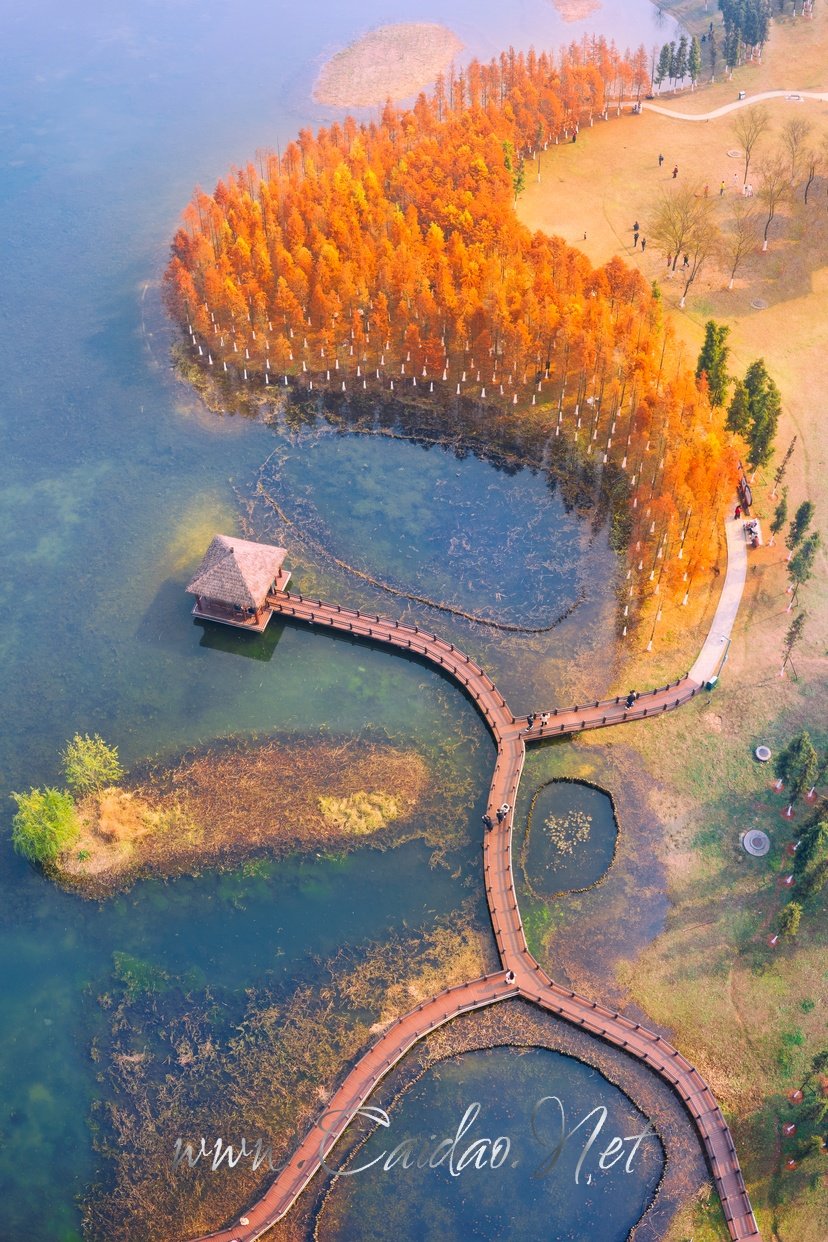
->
<box><xmin>526</xmin><ymin>711</ymin><xmax>536</xmax><ymax>729</ymax></box>
<box><xmin>540</xmin><ymin>711</ymin><xmax>550</xmax><ymax>728</ymax></box>
<box><xmin>482</xmin><ymin>812</ymin><xmax>494</xmax><ymax>831</ymax></box>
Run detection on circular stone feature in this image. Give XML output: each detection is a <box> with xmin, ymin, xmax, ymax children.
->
<box><xmin>727</xmin><ymin>148</ymin><xmax>743</xmax><ymax>158</ymax></box>
<box><xmin>743</xmin><ymin>829</ymin><xmax>770</xmax><ymax>856</ymax></box>
<box><xmin>755</xmin><ymin>745</ymin><xmax>772</xmax><ymax>762</ymax></box>
<box><xmin>751</xmin><ymin>298</ymin><xmax>768</xmax><ymax>310</ymax></box>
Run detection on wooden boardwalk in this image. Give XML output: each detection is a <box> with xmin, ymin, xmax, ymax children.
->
<box><xmin>189</xmin><ymin>591</ymin><xmax>760</xmax><ymax>1242</ymax></box>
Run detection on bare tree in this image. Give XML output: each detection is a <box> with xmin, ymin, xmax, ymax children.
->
<box><xmin>648</xmin><ymin>182</ymin><xmax>713</xmax><ymax>273</ymax></box>
<box><xmin>733</xmin><ymin>104</ymin><xmax>771</xmax><ymax>187</ymax></box>
<box><xmin>757</xmin><ymin>154</ymin><xmax>790</xmax><ymax>250</ymax></box>
<box><xmin>679</xmin><ymin>206</ymin><xmax>720</xmax><ymax>307</ymax></box>
<box><xmin>722</xmin><ymin>200</ymin><xmax>761</xmax><ymax>288</ymax></box>
<box><xmin>781</xmin><ymin>116</ymin><xmax>813</xmax><ymax>184</ymax></box>
<box><xmin>802</xmin><ymin>147</ymin><xmax>819</xmax><ymax>203</ymax></box>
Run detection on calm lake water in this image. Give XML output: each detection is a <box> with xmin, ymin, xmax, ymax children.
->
<box><xmin>318</xmin><ymin>1047</ymin><xmax>664</xmax><ymax>1241</ymax></box>
<box><xmin>1</xmin><ymin>1</ymin><xmax>680</xmax><ymax>1237</ymax></box>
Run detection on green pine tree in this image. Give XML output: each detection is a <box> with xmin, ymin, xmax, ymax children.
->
<box><xmin>779</xmin><ymin>901</ymin><xmax>802</xmax><ymax>937</ymax></box>
<box><xmin>696</xmin><ymin>320</ymin><xmax>731</xmax><ymax>407</ymax></box>
<box><xmin>789</xmin><ymin>532</ymin><xmax>820</xmax><ymax>589</ymax></box>
<box><xmin>688</xmin><ymin>36</ymin><xmax>702</xmax><ymax>86</ymax></box>
<box><xmin>775</xmin><ymin>731</ymin><xmax>820</xmax><ymax>801</ymax></box>
<box><xmin>770</xmin><ymin>488</ymin><xmax>788</xmax><ymax>544</ymax></box>
<box><xmin>786</xmin><ymin>500</ymin><xmax>815</xmax><ymax>553</ymax></box>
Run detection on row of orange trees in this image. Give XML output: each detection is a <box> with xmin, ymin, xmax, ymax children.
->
<box><xmin>165</xmin><ymin>42</ymin><xmax>741</xmax><ymax>630</ymax></box>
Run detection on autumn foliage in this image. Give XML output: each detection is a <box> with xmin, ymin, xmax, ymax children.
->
<box><xmin>166</xmin><ymin>40</ymin><xmax>739</xmax><ymax>627</ymax></box>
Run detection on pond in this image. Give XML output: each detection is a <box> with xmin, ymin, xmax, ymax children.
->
<box><xmin>0</xmin><ymin>0</ymin><xmax>683</xmax><ymax>1236</ymax></box>
<box><xmin>317</xmin><ymin>1046</ymin><xmax>664</xmax><ymax>1241</ymax></box>
<box><xmin>520</xmin><ymin>779</ymin><xmax>620</xmax><ymax>898</ymax></box>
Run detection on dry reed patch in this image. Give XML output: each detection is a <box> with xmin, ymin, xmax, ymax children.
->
<box><xmin>313</xmin><ymin>23</ymin><xmax>463</xmax><ymax>108</ymax></box>
<box><xmin>550</xmin><ymin>0</ymin><xmax>602</xmax><ymax>21</ymax></box>
<box><xmin>59</xmin><ymin>737</ymin><xmax>429</xmax><ymax>895</ymax></box>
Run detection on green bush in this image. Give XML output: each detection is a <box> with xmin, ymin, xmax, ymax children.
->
<box><xmin>11</xmin><ymin>787</ymin><xmax>79</xmax><ymax>863</ymax></box>
<box><xmin>62</xmin><ymin>732</ymin><xmax>123</xmax><ymax>794</ymax></box>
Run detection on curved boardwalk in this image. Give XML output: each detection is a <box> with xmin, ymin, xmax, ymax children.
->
<box><xmin>190</xmin><ymin>569</ymin><xmax>760</xmax><ymax>1242</ymax></box>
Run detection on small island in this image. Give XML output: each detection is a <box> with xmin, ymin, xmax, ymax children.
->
<box><xmin>13</xmin><ymin>732</ymin><xmax>429</xmax><ymax>898</ymax></box>
<box><xmin>314</xmin><ymin>23</ymin><xmax>464</xmax><ymax>108</ymax></box>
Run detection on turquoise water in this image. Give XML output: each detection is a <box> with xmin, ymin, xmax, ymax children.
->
<box><xmin>318</xmin><ymin>1046</ymin><xmax>664</xmax><ymax>1241</ymax></box>
<box><xmin>1</xmin><ymin>1</ymin><xmax>678</xmax><ymax>1237</ymax></box>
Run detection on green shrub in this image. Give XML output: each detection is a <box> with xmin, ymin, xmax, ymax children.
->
<box><xmin>11</xmin><ymin>787</ymin><xmax>79</xmax><ymax>863</ymax></box>
<box><xmin>62</xmin><ymin>732</ymin><xmax>123</xmax><ymax>794</ymax></box>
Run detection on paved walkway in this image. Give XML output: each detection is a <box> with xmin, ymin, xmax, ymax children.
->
<box><xmin>189</xmin><ymin>520</ymin><xmax>759</xmax><ymax>1242</ymax></box>
<box><xmin>643</xmin><ymin>88</ymin><xmax>828</xmax><ymax>122</ymax></box>
<box><xmin>689</xmin><ymin>514</ymin><xmax>748</xmax><ymax>686</ymax></box>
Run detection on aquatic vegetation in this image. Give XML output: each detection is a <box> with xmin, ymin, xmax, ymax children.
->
<box><xmin>544</xmin><ymin>807</ymin><xmax>593</xmax><ymax>857</ymax></box>
<box><xmin>318</xmin><ymin>790</ymin><xmax>404</xmax><ymax>835</ymax></box>
<box><xmin>84</xmin><ymin>912</ymin><xmax>492</xmax><ymax>1241</ymax></box>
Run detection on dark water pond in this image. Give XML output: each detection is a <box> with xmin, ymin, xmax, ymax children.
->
<box><xmin>318</xmin><ymin>1046</ymin><xmax>664</xmax><ymax>1241</ymax></box>
<box><xmin>521</xmin><ymin>780</ymin><xmax>619</xmax><ymax>898</ymax></box>
<box><xmin>0</xmin><ymin>0</ymin><xmax>680</xmax><ymax>1236</ymax></box>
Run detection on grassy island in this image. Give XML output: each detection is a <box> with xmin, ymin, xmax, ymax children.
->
<box><xmin>24</xmin><ymin>734</ymin><xmax>429</xmax><ymax>897</ymax></box>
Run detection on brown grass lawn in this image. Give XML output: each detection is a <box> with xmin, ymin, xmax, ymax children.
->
<box><xmin>519</xmin><ymin>8</ymin><xmax>828</xmax><ymax>1239</ymax></box>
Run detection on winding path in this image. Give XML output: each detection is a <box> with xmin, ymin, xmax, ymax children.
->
<box><xmin>643</xmin><ymin>88</ymin><xmax>828</xmax><ymax>122</ymax></box>
<box><xmin>189</xmin><ymin>518</ymin><xmax>760</xmax><ymax>1242</ymax></box>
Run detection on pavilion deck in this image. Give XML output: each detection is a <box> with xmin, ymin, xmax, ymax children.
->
<box><xmin>191</xmin><ymin>570</ymin><xmax>291</xmax><ymax>631</ymax></box>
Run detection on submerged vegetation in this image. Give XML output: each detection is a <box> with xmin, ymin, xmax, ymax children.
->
<box><xmin>166</xmin><ymin>41</ymin><xmax>743</xmax><ymax>633</ymax></box>
<box><xmin>84</xmin><ymin>913</ymin><xmax>493</xmax><ymax>1242</ymax></box>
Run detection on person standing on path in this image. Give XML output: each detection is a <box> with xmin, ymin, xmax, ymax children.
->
<box><xmin>658</xmin><ymin>153</ymin><xmax>664</xmax><ymax>167</ymax></box>
<box><xmin>641</xmin><ymin>237</ymin><xmax>646</xmax><ymax>251</ymax></box>
<box><xmin>633</xmin><ymin>230</ymin><xmax>640</xmax><ymax>247</ymax></box>
<box><xmin>672</xmin><ymin>164</ymin><xmax>679</xmax><ymax>178</ymax></box>
<box><xmin>720</xmin><ymin>180</ymin><xmax>726</xmax><ymax>196</ymax></box>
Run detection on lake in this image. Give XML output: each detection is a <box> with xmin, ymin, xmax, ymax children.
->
<box><xmin>0</xmin><ymin>0</ymin><xmax>682</xmax><ymax>1236</ymax></box>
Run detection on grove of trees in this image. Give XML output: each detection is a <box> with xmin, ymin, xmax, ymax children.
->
<box><xmin>166</xmin><ymin>42</ymin><xmax>744</xmax><ymax>627</ymax></box>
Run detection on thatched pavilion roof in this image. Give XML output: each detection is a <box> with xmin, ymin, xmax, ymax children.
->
<box><xmin>187</xmin><ymin>535</ymin><xmax>287</xmax><ymax>609</ymax></box>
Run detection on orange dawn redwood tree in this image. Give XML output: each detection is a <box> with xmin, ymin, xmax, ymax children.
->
<box><xmin>165</xmin><ymin>39</ymin><xmax>742</xmax><ymax>628</ymax></box>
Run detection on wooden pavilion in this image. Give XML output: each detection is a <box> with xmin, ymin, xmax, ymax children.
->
<box><xmin>187</xmin><ymin>535</ymin><xmax>290</xmax><ymax>632</ymax></box>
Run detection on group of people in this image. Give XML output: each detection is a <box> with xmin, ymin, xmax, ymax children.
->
<box><xmin>525</xmin><ymin>711</ymin><xmax>551</xmax><ymax>731</ymax></box>
<box><xmin>735</xmin><ymin>505</ymin><xmax>760</xmax><ymax>547</ymax></box>
<box><xmin>632</xmin><ymin>220</ymin><xmax>647</xmax><ymax>251</ymax></box>
<box><xmin>482</xmin><ymin>803</ymin><xmax>512</xmax><ymax>830</ymax></box>
<box><xmin>625</xmin><ymin>690</ymin><xmax>640</xmax><ymax>708</ymax></box>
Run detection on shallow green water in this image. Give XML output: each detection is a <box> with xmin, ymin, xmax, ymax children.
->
<box><xmin>319</xmin><ymin>1046</ymin><xmax>664</xmax><ymax>1241</ymax></box>
<box><xmin>1</xmin><ymin>1</ymin><xmax>681</xmax><ymax>1236</ymax></box>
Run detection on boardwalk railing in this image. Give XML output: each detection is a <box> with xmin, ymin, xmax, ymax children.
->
<box><xmin>187</xmin><ymin>591</ymin><xmax>760</xmax><ymax>1242</ymax></box>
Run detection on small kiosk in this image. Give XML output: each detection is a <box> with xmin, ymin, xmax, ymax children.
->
<box><xmin>187</xmin><ymin>535</ymin><xmax>290</xmax><ymax>632</ymax></box>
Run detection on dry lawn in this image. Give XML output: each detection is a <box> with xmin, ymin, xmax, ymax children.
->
<box><xmin>519</xmin><ymin>10</ymin><xmax>828</xmax><ymax>1238</ymax></box>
